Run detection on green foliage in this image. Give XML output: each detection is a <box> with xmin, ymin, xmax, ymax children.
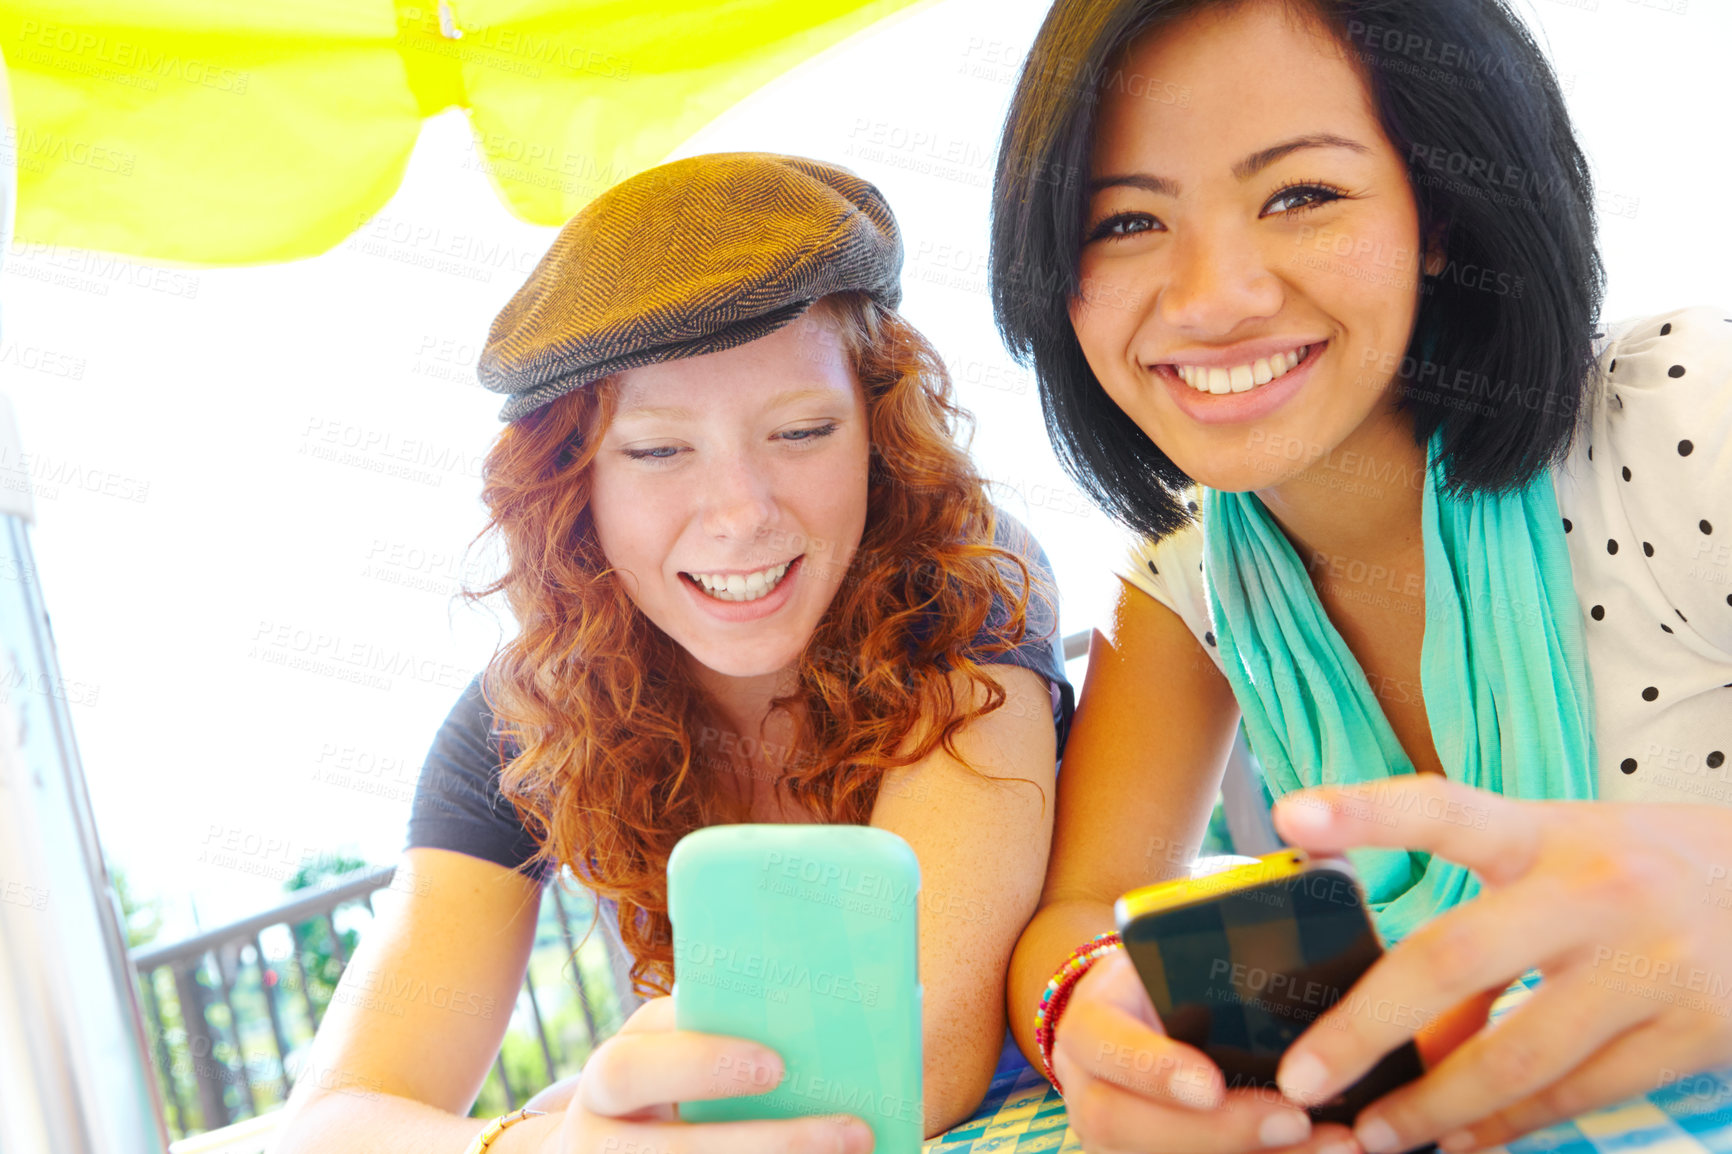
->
<box><xmin>110</xmin><ymin>861</ymin><xmax>164</xmax><ymax>950</ymax></box>
<box><xmin>283</xmin><ymin>851</ymin><xmax>372</xmax><ymax>992</ymax></box>
<box><xmin>283</xmin><ymin>852</ymin><xmax>374</xmax><ymax>895</ymax></box>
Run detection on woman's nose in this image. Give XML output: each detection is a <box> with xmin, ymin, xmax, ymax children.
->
<box><xmin>700</xmin><ymin>452</ymin><xmax>778</xmax><ymax>541</ymax></box>
<box><xmin>1156</xmin><ymin>223</ymin><xmax>1284</xmax><ymax>334</ymax></box>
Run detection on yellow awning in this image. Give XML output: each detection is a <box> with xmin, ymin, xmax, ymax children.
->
<box><xmin>0</xmin><ymin>0</ymin><xmax>928</xmax><ymax>266</ymax></box>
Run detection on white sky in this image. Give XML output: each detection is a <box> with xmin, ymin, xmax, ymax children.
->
<box><xmin>1</xmin><ymin>0</ymin><xmax>1726</xmax><ymax>938</ymax></box>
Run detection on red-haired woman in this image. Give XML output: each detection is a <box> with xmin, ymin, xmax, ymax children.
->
<box><xmin>271</xmin><ymin>153</ymin><xmax>1073</xmax><ymax>1154</ymax></box>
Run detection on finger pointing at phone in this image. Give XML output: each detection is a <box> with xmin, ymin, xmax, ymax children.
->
<box><xmin>1270</xmin><ymin>775</ymin><xmax>1732</xmax><ymax>1154</ymax></box>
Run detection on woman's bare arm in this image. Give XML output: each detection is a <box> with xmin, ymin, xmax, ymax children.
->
<box><xmin>870</xmin><ymin>662</ymin><xmax>1058</xmax><ymax>1137</ymax></box>
<box><xmin>1006</xmin><ymin>579</ymin><xmax>1242</xmax><ymax>1075</ymax></box>
<box><xmin>270</xmin><ymin>846</ymin><xmax>562</xmax><ymax>1154</ymax></box>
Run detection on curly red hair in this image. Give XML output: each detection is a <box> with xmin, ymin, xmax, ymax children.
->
<box><xmin>462</xmin><ymin>292</ymin><xmax>1052</xmax><ymax>995</ymax></box>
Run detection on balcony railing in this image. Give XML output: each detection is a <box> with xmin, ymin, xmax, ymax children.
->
<box><xmin>130</xmin><ymin>864</ymin><xmax>641</xmax><ymax>1145</ymax></box>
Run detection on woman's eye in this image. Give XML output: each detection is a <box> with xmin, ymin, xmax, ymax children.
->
<box><xmin>777</xmin><ymin>422</ymin><xmax>840</xmax><ymax>443</ymax></box>
<box><xmin>623</xmin><ymin>445</ymin><xmax>683</xmax><ymax>461</ymax></box>
<box><xmin>1086</xmin><ymin>212</ymin><xmax>1160</xmax><ymax>242</ymax></box>
<box><xmin>619</xmin><ymin>424</ymin><xmax>838</xmax><ymax>460</ymax></box>
<box><xmin>1264</xmin><ymin>183</ymin><xmax>1345</xmax><ymax>216</ymax></box>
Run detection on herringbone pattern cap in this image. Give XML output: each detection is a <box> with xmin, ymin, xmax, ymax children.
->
<box><xmin>480</xmin><ymin>152</ymin><xmax>904</xmax><ymax>422</ymax></box>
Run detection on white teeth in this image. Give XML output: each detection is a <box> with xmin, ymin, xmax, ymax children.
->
<box><xmin>691</xmin><ymin>561</ymin><xmax>792</xmax><ymax>602</ymax></box>
<box><xmin>1173</xmin><ymin>346</ymin><xmax>1310</xmax><ymax>394</ymax></box>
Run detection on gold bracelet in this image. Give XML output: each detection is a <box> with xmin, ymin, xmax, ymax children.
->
<box><xmin>464</xmin><ymin>1106</ymin><xmax>545</xmax><ymax>1154</ymax></box>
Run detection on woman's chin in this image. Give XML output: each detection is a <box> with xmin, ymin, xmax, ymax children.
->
<box><xmin>1171</xmin><ymin>459</ymin><xmax>1295</xmax><ymax>496</ymax></box>
<box><xmin>698</xmin><ymin>658</ymin><xmax>800</xmax><ymax>681</ymax></box>
<box><xmin>680</xmin><ymin>636</ymin><xmax>808</xmax><ymax>683</ymax></box>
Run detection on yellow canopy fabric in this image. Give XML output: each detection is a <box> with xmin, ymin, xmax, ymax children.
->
<box><xmin>0</xmin><ymin>0</ymin><xmax>928</xmax><ymax>266</ymax></box>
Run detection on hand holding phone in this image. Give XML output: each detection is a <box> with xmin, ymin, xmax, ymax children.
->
<box><xmin>1046</xmin><ymin>946</ymin><xmax>1338</xmax><ymax>1153</ymax></box>
<box><xmin>1115</xmin><ymin>851</ymin><xmax>1427</xmax><ymax>1133</ymax></box>
<box><xmin>533</xmin><ymin>995</ymin><xmax>875</xmax><ymax>1154</ymax></box>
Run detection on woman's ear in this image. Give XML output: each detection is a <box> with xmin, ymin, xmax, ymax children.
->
<box><xmin>1422</xmin><ymin>220</ymin><xmax>1448</xmax><ymax>278</ymax></box>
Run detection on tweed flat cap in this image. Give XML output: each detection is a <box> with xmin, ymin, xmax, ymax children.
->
<box><xmin>479</xmin><ymin>152</ymin><xmax>904</xmax><ymax>422</ymax></box>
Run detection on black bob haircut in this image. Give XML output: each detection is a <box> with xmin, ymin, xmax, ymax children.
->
<box><xmin>989</xmin><ymin>0</ymin><xmax>1606</xmax><ymax>544</ymax></box>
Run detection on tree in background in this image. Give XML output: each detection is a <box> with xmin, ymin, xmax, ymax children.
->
<box><xmin>111</xmin><ymin>861</ymin><xmax>164</xmax><ymax>950</ymax></box>
<box><xmin>281</xmin><ymin>852</ymin><xmax>373</xmax><ymax>998</ymax></box>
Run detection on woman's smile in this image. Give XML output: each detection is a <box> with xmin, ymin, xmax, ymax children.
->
<box><xmin>678</xmin><ymin>554</ymin><xmax>806</xmax><ymax>622</ymax></box>
<box><xmin>1153</xmin><ymin>339</ymin><xmax>1330</xmax><ymax>426</ymax></box>
<box><xmin>1165</xmin><ymin>340</ymin><xmax>1316</xmax><ymax>394</ymax></box>
<box><xmin>682</xmin><ymin>557</ymin><xmax>799</xmax><ymax>602</ymax></box>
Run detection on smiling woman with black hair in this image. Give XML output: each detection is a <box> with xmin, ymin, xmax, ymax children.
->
<box><xmin>987</xmin><ymin>3</ymin><xmax>1732</xmax><ymax>1154</ymax></box>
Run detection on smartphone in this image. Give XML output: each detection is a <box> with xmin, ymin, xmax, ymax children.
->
<box><xmin>1115</xmin><ymin>849</ymin><xmax>1425</xmax><ymax>1128</ymax></box>
<box><xmin>668</xmin><ymin>823</ymin><xmax>923</xmax><ymax>1153</ymax></box>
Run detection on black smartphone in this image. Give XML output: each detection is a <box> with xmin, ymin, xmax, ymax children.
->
<box><xmin>1115</xmin><ymin>850</ymin><xmax>1425</xmax><ymax>1130</ymax></box>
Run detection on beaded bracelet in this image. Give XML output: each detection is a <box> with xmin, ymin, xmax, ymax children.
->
<box><xmin>464</xmin><ymin>1106</ymin><xmax>545</xmax><ymax>1154</ymax></box>
<box><xmin>1034</xmin><ymin>930</ymin><xmax>1123</xmax><ymax>1095</ymax></box>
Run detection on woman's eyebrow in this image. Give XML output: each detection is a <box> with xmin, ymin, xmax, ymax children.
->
<box><xmin>1088</xmin><ymin>133</ymin><xmax>1372</xmax><ymax>196</ymax></box>
<box><xmin>1232</xmin><ymin>132</ymin><xmax>1370</xmax><ymax>179</ymax></box>
<box><xmin>612</xmin><ymin>405</ymin><xmax>694</xmax><ymax>422</ymax></box>
<box><xmin>764</xmin><ymin>387</ymin><xmax>845</xmax><ymax>410</ymax></box>
<box><xmin>610</xmin><ymin>389</ymin><xmax>842</xmax><ymax>423</ymax></box>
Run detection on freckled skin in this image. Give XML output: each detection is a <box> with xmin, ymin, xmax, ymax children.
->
<box><xmin>588</xmin><ymin>314</ymin><xmax>871</xmax><ymax>688</ymax></box>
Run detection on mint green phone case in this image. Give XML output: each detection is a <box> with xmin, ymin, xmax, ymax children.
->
<box><xmin>668</xmin><ymin>823</ymin><xmax>923</xmax><ymax>1152</ymax></box>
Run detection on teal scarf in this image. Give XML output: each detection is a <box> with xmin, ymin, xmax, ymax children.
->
<box><xmin>1201</xmin><ymin>430</ymin><xmax>1597</xmax><ymax>943</ymax></box>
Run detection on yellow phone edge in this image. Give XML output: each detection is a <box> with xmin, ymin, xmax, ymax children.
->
<box><xmin>1115</xmin><ymin>848</ymin><xmax>1357</xmax><ymax>923</ymax></box>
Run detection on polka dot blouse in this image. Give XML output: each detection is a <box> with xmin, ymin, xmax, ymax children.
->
<box><xmin>1119</xmin><ymin>305</ymin><xmax>1732</xmax><ymax>807</ymax></box>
